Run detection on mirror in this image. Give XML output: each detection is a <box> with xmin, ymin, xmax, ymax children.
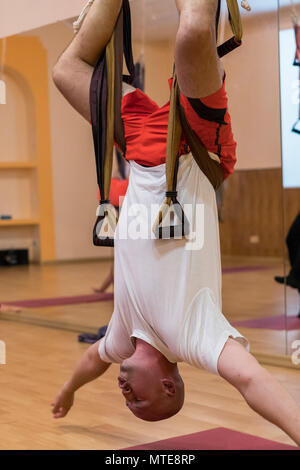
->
<box><xmin>278</xmin><ymin>0</ymin><xmax>300</xmax><ymax>364</ymax></box>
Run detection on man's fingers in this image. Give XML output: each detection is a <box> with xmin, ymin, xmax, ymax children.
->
<box><xmin>56</xmin><ymin>407</ymin><xmax>69</xmax><ymax>419</ymax></box>
<box><xmin>51</xmin><ymin>390</ymin><xmax>74</xmax><ymax>418</ymax></box>
<box><xmin>51</xmin><ymin>400</ymin><xmax>61</xmax><ymax>414</ymax></box>
<box><xmin>53</xmin><ymin>407</ymin><xmax>65</xmax><ymax>419</ymax></box>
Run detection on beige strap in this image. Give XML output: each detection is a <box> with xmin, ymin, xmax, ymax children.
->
<box><xmin>73</xmin><ymin>0</ymin><xmax>95</xmax><ymax>35</ymax></box>
<box><xmin>226</xmin><ymin>0</ymin><xmax>243</xmax><ymax>42</ymax></box>
<box><xmin>104</xmin><ymin>33</ymin><xmax>115</xmax><ymax>200</ymax></box>
<box><xmin>152</xmin><ymin>71</ymin><xmax>183</xmax><ymax>234</ymax></box>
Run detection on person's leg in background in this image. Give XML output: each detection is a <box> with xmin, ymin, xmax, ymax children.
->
<box><xmin>275</xmin><ymin>212</ymin><xmax>300</xmax><ymax>291</ymax></box>
<box><xmin>52</xmin><ymin>0</ymin><xmax>122</xmax><ymax>121</ymax></box>
<box><xmin>93</xmin><ymin>264</ymin><xmax>114</xmax><ymax>293</ymax></box>
<box><xmin>0</xmin><ymin>304</ymin><xmax>22</xmax><ymax>313</ymax></box>
<box><xmin>287</xmin><ymin>212</ymin><xmax>300</xmax><ymax>284</ymax></box>
<box><xmin>218</xmin><ymin>338</ymin><xmax>300</xmax><ymax>446</ymax></box>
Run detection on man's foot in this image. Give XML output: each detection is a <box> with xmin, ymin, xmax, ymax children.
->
<box><xmin>274</xmin><ymin>275</ymin><xmax>300</xmax><ymax>290</ymax></box>
<box><xmin>92</xmin><ymin>279</ymin><xmax>114</xmax><ymax>293</ymax></box>
<box><xmin>274</xmin><ymin>275</ymin><xmax>287</xmax><ymax>284</ymax></box>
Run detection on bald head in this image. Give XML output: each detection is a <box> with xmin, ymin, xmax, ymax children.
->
<box><xmin>118</xmin><ymin>340</ymin><xmax>185</xmax><ymax>421</ymax></box>
<box><xmin>126</xmin><ymin>375</ymin><xmax>185</xmax><ymax>422</ymax></box>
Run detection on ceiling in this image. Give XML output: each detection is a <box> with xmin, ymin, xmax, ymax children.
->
<box><xmin>0</xmin><ymin>0</ymin><xmax>86</xmax><ymax>39</ymax></box>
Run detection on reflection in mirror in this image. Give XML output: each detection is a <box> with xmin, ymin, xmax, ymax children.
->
<box><xmin>278</xmin><ymin>0</ymin><xmax>300</xmax><ymax>361</ymax></box>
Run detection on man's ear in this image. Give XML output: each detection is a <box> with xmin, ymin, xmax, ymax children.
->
<box><xmin>161</xmin><ymin>379</ymin><xmax>176</xmax><ymax>396</ymax></box>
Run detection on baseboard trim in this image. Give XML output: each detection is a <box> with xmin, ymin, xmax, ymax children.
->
<box><xmin>41</xmin><ymin>257</ymin><xmax>113</xmax><ymax>266</ymax></box>
<box><xmin>0</xmin><ymin>313</ymin><xmax>98</xmax><ymax>335</ymax></box>
<box><xmin>253</xmin><ymin>351</ymin><xmax>300</xmax><ymax>370</ymax></box>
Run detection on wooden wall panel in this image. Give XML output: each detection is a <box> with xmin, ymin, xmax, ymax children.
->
<box><xmin>219</xmin><ymin>169</ymin><xmax>287</xmax><ymax>257</ymax></box>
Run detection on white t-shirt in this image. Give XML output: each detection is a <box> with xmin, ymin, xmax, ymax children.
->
<box><xmin>98</xmin><ymin>153</ymin><xmax>249</xmax><ymax>375</ymax></box>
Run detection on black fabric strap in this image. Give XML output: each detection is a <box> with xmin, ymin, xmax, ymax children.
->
<box><xmin>123</xmin><ymin>0</ymin><xmax>135</xmax><ymax>84</ymax></box>
<box><xmin>166</xmin><ymin>191</ymin><xmax>178</xmax><ymax>199</ymax></box>
<box><xmin>90</xmin><ymin>50</ymin><xmax>107</xmax><ymax>200</ymax></box>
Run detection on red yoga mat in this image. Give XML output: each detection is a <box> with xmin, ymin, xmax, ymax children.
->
<box><xmin>233</xmin><ymin>315</ymin><xmax>300</xmax><ymax>331</ymax></box>
<box><xmin>123</xmin><ymin>427</ymin><xmax>298</xmax><ymax>450</ymax></box>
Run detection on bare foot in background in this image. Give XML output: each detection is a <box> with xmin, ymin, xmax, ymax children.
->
<box><xmin>92</xmin><ymin>265</ymin><xmax>114</xmax><ymax>293</ymax></box>
<box><xmin>0</xmin><ymin>304</ymin><xmax>22</xmax><ymax>313</ymax></box>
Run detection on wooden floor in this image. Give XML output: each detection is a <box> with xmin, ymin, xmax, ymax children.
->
<box><xmin>0</xmin><ymin>256</ymin><xmax>299</xmax><ymax>449</ymax></box>
<box><xmin>0</xmin><ymin>319</ymin><xmax>299</xmax><ymax>450</ymax></box>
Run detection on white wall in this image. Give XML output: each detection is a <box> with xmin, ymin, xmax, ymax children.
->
<box><xmin>222</xmin><ymin>11</ymin><xmax>282</xmax><ymax>171</ymax></box>
<box><xmin>0</xmin><ymin>0</ymin><xmax>86</xmax><ymax>39</ymax></box>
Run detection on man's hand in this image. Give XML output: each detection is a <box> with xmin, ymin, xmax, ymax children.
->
<box><xmin>51</xmin><ymin>383</ymin><xmax>74</xmax><ymax>419</ymax></box>
<box><xmin>50</xmin><ymin>340</ymin><xmax>111</xmax><ymax>419</ymax></box>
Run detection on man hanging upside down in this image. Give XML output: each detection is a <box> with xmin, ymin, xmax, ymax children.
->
<box><xmin>51</xmin><ymin>0</ymin><xmax>300</xmax><ymax>445</ymax></box>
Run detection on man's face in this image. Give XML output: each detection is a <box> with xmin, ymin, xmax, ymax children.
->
<box><xmin>118</xmin><ymin>359</ymin><xmax>168</xmax><ymax>421</ymax></box>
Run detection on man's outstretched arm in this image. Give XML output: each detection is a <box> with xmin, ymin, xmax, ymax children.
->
<box><xmin>51</xmin><ymin>340</ymin><xmax>111</xmax><ymax>419</ymax></box>
<box><xmin>52</xmin><ymin>0</ymin><xmax>122</xmax><ymax>122</ymax></box>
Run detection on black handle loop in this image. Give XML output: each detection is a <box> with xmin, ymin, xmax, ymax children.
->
<box><xmin>93</xmin><ymin>203</ymin><xmax>117</xmax><ymax>247</ymax></box>
<box><xmin>292</xmin><ymin>120</ymin><xmax>300</xmax><ymax>134</ymax></box>
<box><xmin>154</xmin><ymin>199</ymin><xmax>190</xmax><ymax>240</ymax></box>
<box><xmin>217</xmin><ymin>36</ymin><xmax>242</xmax><ymax>58</ymax></box>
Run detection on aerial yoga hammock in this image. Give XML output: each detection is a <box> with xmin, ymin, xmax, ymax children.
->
<box><xmin>74</xmin><ymin>0</ymin><xmax>249</xmax><ymax>247</ymax></box>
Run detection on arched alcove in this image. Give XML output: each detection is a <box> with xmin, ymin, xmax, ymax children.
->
<box><xmin>0</xmin><ymin>66</ymin><xmax>38</xmax><ymax>224</ymax></box>
<box><xmin>0</xmin><ymin>35</ymin><xmax>55</xmax><ymax>262</ymax></box>
<box><xmin>0</xmin><ymin>66</ymin><xmax>36</xmax><ymax>163</ymax></box>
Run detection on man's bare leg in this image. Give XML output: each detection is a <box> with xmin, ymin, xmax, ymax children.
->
<box><xmin>218</xmin><ymin>338</ymin><xmax>300</xmax><ymax>446</ymax></box>
<box><xmin>52</xmin><ymin>0</ymin><xmax>122</xmax><ymax>121</ymax></box>
<box><xmin>175</xmin><ymin>0</ymin><xmax>224</xmax><ymax>98</ymax></box>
